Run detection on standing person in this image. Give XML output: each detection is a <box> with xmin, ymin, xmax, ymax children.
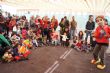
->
<box><xmin>65</xmin><ymin>28</ymin><xmax>70</xmax><ymax>47</ymax></box>
<box><xmin>42</xmin><ymin>16</ymin><xmax>50</xmax><ymax>45</ymax></box>
<box><xmin>59</xmin><ymin>18</ymin><xmax>65</xmax><ymax>35</ymax></box>
<box><xmin>91</xmin><ymin>16</ymin><xmax>110</xmax><ymax>69</ymax></box>
<box><xmin>61</xmin><ymin>32</ymin><xmax>68</xmax><ymax>47</ymax></box>
<box><xmin>0</xmin><ymin>12</ymin><xmax>5</xmax><ymax>32</ymax></box>
<box><xmin>85</xmin><ymin>15</ymin><xmax>95</xmax><ymax>43</ymax></box>
<box><xmin>64</xmin><ymin>16</ymin><xmax>69</xmax><ymax>28</ymax></box>
<box><xmin>59</xmin><ymin>18</ymin><xmax>65</xmax><ymax>45</ymax></box>
<box><xmin>51</xmin><ymin>16</ymin><xmax>58</xmax><ymax>30</ymax></box>
<box><xmin>51</xmin><ymin>29</ymin><xmax>58</xmax><ymax>46</ymax></box>
<box><xmin>70</xmin><ymin>16</ymin><xmax>77</xmax><ymax>39</ymax></box>
<box><xmin>9</xmin><ymin>17</ymin><xmax>16</xmax><ymax>31</ymax></box>
<box><xmin>30</xmin><ymin>16</ymin><xmax>35</xmax><ymax>28</ymax></box>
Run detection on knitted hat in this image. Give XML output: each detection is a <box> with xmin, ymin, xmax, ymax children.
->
<box><xmin>95</xmin><ymin>16</ymin><xmax>105</xmax><ymax>22</ymax></box>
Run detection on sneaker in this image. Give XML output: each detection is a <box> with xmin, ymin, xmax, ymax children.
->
<box><xmin>97</xmin><ymin>64</ymin><xmax>106</xmax><ymax>69</ymax></box>
<box><xmin>91</xmin><ymin>59</ymin><xmax>100</xmax><ymax>64</ymax></box>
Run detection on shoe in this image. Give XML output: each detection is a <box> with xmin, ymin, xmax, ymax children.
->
<box><xmin>91</xmin><ymin>59</ymin><xmax>100</xmax><ymax>64</ymax></box>
<box><xmin>97</xmin><ymin>64</ymin><xmax>106</xmax><ymax>70</ymax></box>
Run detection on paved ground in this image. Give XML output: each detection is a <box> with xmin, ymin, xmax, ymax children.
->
<box><xmin>0</xmin><ymin>46</ymin><xmax>110</xmax><ymax>73</ymax></box>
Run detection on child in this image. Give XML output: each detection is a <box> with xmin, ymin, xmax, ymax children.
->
<box><xmin>22</xmin><ymin>27</ymin><xmax>27</xmax><ymax>39</ymax></box>
<box><xmin>61</xmin><ymin>32</ymin><xmax>68</xmax><ymax>47</ymax></box>
<box><xmin>17</xmin><ymin>25</ymin><xmax>21</xmax><ymax>35</ymax></box>
<box><xmin>18</xmin><ymin>44</ymin><xmax>31</xmax><ymax>59</ymax></box>
<box><xmin>11</xmin><ymin>33</ymin><xmax>20</xmax><ymax>43</ymax></box>
<box><xmin>91</xmin><ymin>16</ymin><xmax>110</xmax><ymax>69</ymax></box>
<box><xmin>51</xmin><ymin>29</ymin><xmax>59</xmax><ymax>46</ymax></box>
<box><xmin>27</xmin><ymin>28</ymin><xmax>34</xmax><ymax>39</ymax></box>
<box><xmin>71</xmin><ymin>36</ymin><xmax>78</xmax><ymax>48</ymax></box>
<box><xmin>2</xmin><ymin>48</ymin><xmax>13</xmax><ymax>62</ymax></box>
<box><xmin>23</xmin><ymin>38</ymin><xmax>32</xmax><ymax>49</ymax></box>
<box><xmin>12</xmin><ymin>44</ymin><xmax>20</xmax><ymax>61</ymax></box>
<box><xmin>36</xmin><ymin>29</ymin><xmax>44</xmax><ymax>47</ymax></box>
<box><xmin>65</xmin><ymin>28</ymin><xmax>71</xmax><ymax>47</ymax></box>
<box><xmin>81</xmin><ymin>41</ymin><xmax>89</xmax><ymax>53</ymax></box>
<box><xmin>75</xmin><ymin>39</ymin><xmax>83</xmax><ymax>51</ymax></box>
<box><xmin>32</xmin><ymin>36</ymin><xmax>38</xmax><ymax>48</ymax></box>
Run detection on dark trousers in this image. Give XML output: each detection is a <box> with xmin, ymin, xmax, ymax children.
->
<box><xmin>62</xmin><ymin>41</ymin><xmax>66</xmax><ymax>46</ymax></box>
<box><xmin>93</xmin><ymin>44</ymin><xmax>108</xmax><ymax>65</ymax></box>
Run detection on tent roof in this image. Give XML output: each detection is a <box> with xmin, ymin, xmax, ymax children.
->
<box><xmin>0</xmin><ymin>0</ymin><xmax>110</xmax><ymax>13</ymax></box>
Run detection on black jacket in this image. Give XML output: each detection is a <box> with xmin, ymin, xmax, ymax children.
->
<box><xmin>86</xmin><ymin>21</ymin><xmax>95</xmax><ymax>30</ymax></box>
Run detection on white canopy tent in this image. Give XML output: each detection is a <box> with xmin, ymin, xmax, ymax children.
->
<box><xmin>0</xmin><ymin>0</ymin><xmax>110</xmax><ymax>15</ymax></box>
<box><xmin>0</xmin><ymin>0</ymin><xmax>110</xmax><ymax>31</ymax></box>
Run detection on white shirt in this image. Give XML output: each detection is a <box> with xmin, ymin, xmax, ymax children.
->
<box><xmin>62</xmin><ymin>35</ymin><xmax>68</xmax><ymax>41</ymax></box>
<box><xmin>13</xmin><ymin>26</ymin><xmax>17</xmax><ymax>32</ymax></box>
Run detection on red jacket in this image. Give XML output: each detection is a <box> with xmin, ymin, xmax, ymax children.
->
<box><xmin>94</xmin><ymin>25</ymin><xmax>110</xmax><ymax>44</ymax></box>
<box><xmin>43</xmin><ymin>20</ymin><xmax>48</xmax><ymax>29</ymax></box>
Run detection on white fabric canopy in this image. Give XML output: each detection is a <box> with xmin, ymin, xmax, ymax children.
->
<box><xmin>0</xmin><ymin>0</ymin><xmax>110</xmax><ymax>14</ymax></box>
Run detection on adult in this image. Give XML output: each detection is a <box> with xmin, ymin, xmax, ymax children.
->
<box><xmin>85</xmin><ymin>15</ymin><xmax>95</xmax><ymax>44</ymax></box>
<box><xmin>70</xmin><ymin>16</ymin><xmax>77</xmax><ymax>39</ymax></box>
<box><xmin>0</xmin><ymin>12</ymin><xmax>5</xmax><ymax>32</ymax></box>
<box><xmin>59</xmin><ymin>18</ymin><xmax>65</xmax><ymax>35</ymax></box>
<box><xmin>64</xmin><ymin>16</ymin><xmax>69</xmax><ymax>28</ymax></box>
<box><xmin>51</xmin><ymin>16</ymin><xmax>58</xmax><ymax>30</ymax></box>
<box><xmin>30</xmin><ymin>16</ymin><xmax>35</xmax><ymax>28</ymax></box>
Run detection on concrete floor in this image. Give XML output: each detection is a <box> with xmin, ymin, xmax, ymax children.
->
<box><xmin>0</xmin><ymin>46</ymin><xmax>110</xmax><ymax>73</ymax></box>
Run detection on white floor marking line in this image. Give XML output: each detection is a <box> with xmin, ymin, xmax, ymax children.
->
<box><xmin>44</xmin><ymin>61</ymin><xmax>58</xmax><ymax>73</ymax></box>
<box><xmin>49</xmin><ymin>64</ymin><xmax>59</xmax><ymax>73</ymax></box>
<box><xmin>44</xmin><ymin>49</ymin><xmax>72</xmax><ymax>73</ymax></box>
<box><xmin>62</xmin><ymin>49</ymin><xmax>73</xmax><ymax>59</ymax></box>
<box><xmin>60</xmin><ymin>50</ymin><xmax>69</xmax><ymax>59</ymax></box>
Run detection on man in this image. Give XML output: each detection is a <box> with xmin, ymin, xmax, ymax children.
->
<box><xmin>91</xmin><ymin>16</ymin><xmax>110</xmax><ymax>69</ymax></box>
<box><xmin>70</xmin><ymin>16</ymin><xmax>77</xmax><ymax>39</ymax></box>
<box><xmin>85</xmin><ymin>15</ymin><xmax>95</xmax><ymax>43</ymax></box>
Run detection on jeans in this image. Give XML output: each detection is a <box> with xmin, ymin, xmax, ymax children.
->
<box><xmin>85</xmin><ymin>31</ymin><xmax>92</xmax><ymax>42</ymax></box>
<box><xmin>70</xmin><ymin>29</ymin><xmax>75</xmax><ymax>39</ymax></box>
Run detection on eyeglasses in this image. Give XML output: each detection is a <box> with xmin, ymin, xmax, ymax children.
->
<box><xmin>96</xmin><ymin>18</ymin><xmax>103</xmax><ymax>23</ymax></box>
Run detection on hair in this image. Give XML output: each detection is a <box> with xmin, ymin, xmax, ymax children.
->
<box><xmin>89</xmin><ymin>15</ymin><xmax>93</xmax><ymax>20</ymax></box>
<box><xmin>78</xmin><ymin>31</ymin><xmax>84</xmax><ymax>40</ymax></box>
<box><xmin>104</xmin><ymin>19</ymin><xmax>108</xmax><ymax>22</ymax></box>
<box><xmin>73</xmin><ymin>40</ymin><xmax>77</xmax><ymax>43</ymax></box>
<box><xmin>61</xmin><ymin>18</ymin><xmax>64</xmax><ymax>22</ymax></box>
<box><xmin>63</xmin><ymin>32</ymin><xmax>67</xmax><ymax>35</ymax></box>
<box><xmin>64</xmin><ymin>16</ymin><xmax>67</xmax><ymax>19</ymax></box>
<box><xmin>73</xmin><ymin>36</ymin><xmax>77</xmax><ymax>43</ymax></box>
<box><xmin>104</xmin><ymin>19</ymin><xmax>108</xmax><ymax>25</ymax></box>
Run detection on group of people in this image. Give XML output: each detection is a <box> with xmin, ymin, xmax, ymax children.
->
<box><xmin>0</xmin><ymin>12</ymin><xmax>77</xmax><ymax>63</ymax></box>
<box><xmin>0</xmin><ymin>12</ymin><xmax>110</xmax><ymax>70</ymax></box>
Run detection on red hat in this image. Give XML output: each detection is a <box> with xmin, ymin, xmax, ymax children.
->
<box><xmin>95</xmin><ymin>15</ymin><xmax>105</xmax><ymax>22</ymax></box>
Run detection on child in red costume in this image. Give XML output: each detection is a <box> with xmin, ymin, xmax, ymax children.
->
<box><xmin>91</xmin><ymin>16</ymin><xmax>110</xmax><ymax>69</ymax></box>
